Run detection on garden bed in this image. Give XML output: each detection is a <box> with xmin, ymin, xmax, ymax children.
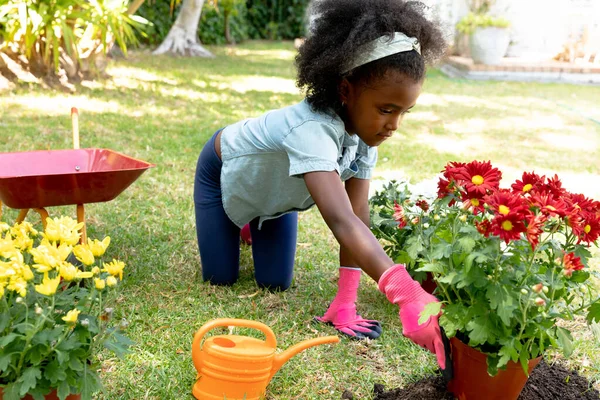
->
<box><xmin>363</xmin><ymin>360</ymin><xmax>600</xmax><ymax>400</ymax></box>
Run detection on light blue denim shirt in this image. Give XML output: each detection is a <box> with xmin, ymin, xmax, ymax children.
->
<box><xmin>219</xmin><ymin>100</ymin><xmax>378</xmax><ymax>228</ymax></box>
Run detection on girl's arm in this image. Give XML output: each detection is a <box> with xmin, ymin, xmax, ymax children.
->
<box><xmin>304</xmin><ymin>171</ymin><xmax>393</xmax><ymax>282</ymax></box>
<box><xmin>339</xmin><ymin>177</ymin><xmax>371</xmax><ymax>267</ymax></box>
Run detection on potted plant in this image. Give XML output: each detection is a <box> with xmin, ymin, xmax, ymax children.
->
<box><xmin>370</xmin><ymin>160</ymin><xmax>600</xmax><ymax>400</ymax></box>
<box><xmin>456</xmin><ymin>0</ymin><xmax>510</xmax><ymax>64</ymax></box>
<box><xmin>370</xmin><ymin>180</ymin><xmax>438</xmax><ymax>293</ymax></box>
<box><xmin>0</xmin><ymin>217</ymin><xmax>133</xmax><ymax>400</ymax></box>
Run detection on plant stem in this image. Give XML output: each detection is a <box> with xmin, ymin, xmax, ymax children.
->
<box><xmin>15</xmin><ymin>295</ymin><xmax>54</xmax><ymax>377</ymax></box>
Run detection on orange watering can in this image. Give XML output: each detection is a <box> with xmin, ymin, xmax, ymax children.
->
<box><xmin>192</xmin><ymin>318</ymin><xmax>340</xmax><ymax>400</ymax></box>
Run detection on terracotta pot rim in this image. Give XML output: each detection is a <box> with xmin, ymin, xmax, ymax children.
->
<box><xmin>450</xmin><ymin>336</ymin><xmax>543</xmax><ymax>368</ymax></box>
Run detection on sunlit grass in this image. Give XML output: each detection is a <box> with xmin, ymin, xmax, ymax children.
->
<box><xmin>0</xmin><ymin>40</ymin><xmax>599</xmax><ymax>399</ymax></box>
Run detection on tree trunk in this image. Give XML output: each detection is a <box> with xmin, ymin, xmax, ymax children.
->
<box><xmin>152</xmin><ymin>0</ymin><xmax>214</xmax><ymax>57</ymax></box>
<box><xmin>224</xmin><ymin>11</ymin><xmax>234</xmax><ymax>45</ymax></box>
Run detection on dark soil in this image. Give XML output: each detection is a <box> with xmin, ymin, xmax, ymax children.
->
<box><xmin>343</xmin><ymin>361</ymin><xmax>600</xmax><ymax>400</ymax></box>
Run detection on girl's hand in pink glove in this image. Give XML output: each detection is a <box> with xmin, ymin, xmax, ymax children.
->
<box><xmin>378</xmin><ymin>264</ymin><xmax>446</xmax><ymax>370</ymax></box>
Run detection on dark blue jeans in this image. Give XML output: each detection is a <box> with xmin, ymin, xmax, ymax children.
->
<box><xmin>193</xmin><ymin>131</ymin><xmax>297</xmax><ymax>291</ymax></box>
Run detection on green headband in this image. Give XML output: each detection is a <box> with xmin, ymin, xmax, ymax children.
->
<box><xmin>343</xmin><ymin>32</ymin><xmax>421</xmax><ymax>74</ymax></box>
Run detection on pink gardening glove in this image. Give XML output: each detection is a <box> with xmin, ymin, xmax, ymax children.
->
<box><xmin>315</xmin><ymin>267</ymin><xmax>382</xmax><ymax>339</ymax></box>
<box><xmin>378</xmin><ymin>264</ymin><xmax>446</xmax><ymax>370</ymax></box>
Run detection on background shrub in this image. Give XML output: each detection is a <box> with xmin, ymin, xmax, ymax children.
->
<box><xmin>137</xmin><ymin>0</ymin><xmax>310</xmax><ymax>45</ymax></box>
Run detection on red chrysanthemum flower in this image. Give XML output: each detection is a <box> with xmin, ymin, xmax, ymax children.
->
<box><xmin>529</xmin><ymin>193</ymin><xmax>568</xmax><ymax>218</ymax></box>
<box><xmin>511</xmin><ymin>171</ymin><xmax>545</xmax><ymax>195</ymax></box>
<box><xmin>415</xmin><ymin>199</ymin><xmax>430</xmax><ymax>212</ymax></box>
<box><xmin>461</xmin><ymin>192</ymin><xmax>486</xmax><ymax>215</ymax></box>
<box><xmin>484</xmin><ymin>191</ymin><xmax>529</xmax><ymax>219</ymax></box>
<box><xmin>563</xmin><ymin>252</ymin><xmax>585</xmax><ymax>277</ymax></box>
<box><xmin>565</xmin><ymin>193</ymin><xmax>599</xmax><ymax>216</ymax></box>
<box><xmin>437</xmin><ymin>178</ymin><xmax>452</xmax><ymax>199</ymax></box>
<box><xmin>453</xmin><ymin>160</ymin><xmax>502</xmax><ymax>197</ymax></box>
<box><xmin>393</xmin><ymin>201</ymin><xmax>407</xmax><ymax>228</ymax></box>
<box><xmin>526</xmin><ymin>214</ymin><xmax>547</xmax><ymax>251</ymax></box>
<box><xmin>441</xmin><ymin>161</ymin><xmax>467</xmax><ymax>181</ymax></box>
<box><xmin>540</xmin><ymin>174</ymin><xmax>566</xmax><ymax>198</ymax></box>
<box><xmin>475</xmin><ymin>219</ymin><xmax>492</xmax><ymax>237</ymax></box>
<box><xmin>570</xmin><ymin>212</ymin><xmax>600</xmax><ymax>244</ymax></box>
<box><xmin>490</xmin><ymin>214</ymin><xmax>527</xmax><ymax>243</ymax></box>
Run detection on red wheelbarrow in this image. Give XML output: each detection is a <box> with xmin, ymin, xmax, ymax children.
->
<box><xmin>0</xmin><ymin>108</ymin><xmax>154</xmax><ymax>242</ymax></box>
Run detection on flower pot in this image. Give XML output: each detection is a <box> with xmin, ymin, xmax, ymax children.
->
<box><xmin>469</xmin><ymin>27</ymin><xmax>510</xmax><ymax>65</ymax></box>
<box><xmin>447</xmin><ymin>336</ymin><xmax>541</xmax><ymax>400</ymax></box>
<box><xmin>0</xmin><ymin>387</ymin><xmax>81</xmax><ymax>400</ymax></box>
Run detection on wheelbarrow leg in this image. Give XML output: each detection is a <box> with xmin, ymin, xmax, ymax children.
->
<box><xmin>16</xmin><ymin>209</ymin><xmax>30</xmax><ymax>224</ymax></box>
<box><xmin>34</xmin><ymin>208</ymin><xmax>49</xmax><ymax>228</ymax></box>
<box><xmin>15</xmin><ymin>208</ymin><xmax>49</xmax><ymax>228</ymax></box>
<box><xmin>77</xmin><ymin>204</ymin><xmax>87</xmax><ymax>244</ymax></box>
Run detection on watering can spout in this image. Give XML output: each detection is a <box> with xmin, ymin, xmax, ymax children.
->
<box><xmin>270</xmin><ymin>336</ymin><xmax>339</xmax><ymax>379</ymax></box>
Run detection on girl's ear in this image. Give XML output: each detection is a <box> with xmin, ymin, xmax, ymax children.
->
<box><xmin>338</xmin><ymin>79</ymin><xmax>351</xmax><ymax>103</ymax></box>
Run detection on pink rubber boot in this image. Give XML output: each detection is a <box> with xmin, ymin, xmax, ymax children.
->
<box><xmin>316</xmin><ymin>267</ymin><xmax>382</xmax><ymax>339</ymax></box>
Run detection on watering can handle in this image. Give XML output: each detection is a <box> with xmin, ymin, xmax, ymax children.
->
<box><xmin>192</xmin><ymin>318</ymin><xmax>277</xmax><ymax>373</ymax></box>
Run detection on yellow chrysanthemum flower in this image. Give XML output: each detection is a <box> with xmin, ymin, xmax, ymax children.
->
<box><xmin>106</xmin><ymin>276</ymin><xmax>118</xmax><ymax>287</ymax></box>
<box><xmin>20</xmin><ymin>265</ymin><xmax>34</xmax><ymax>281</ymax></box>
<box><xmin>94</xmin><ymin>278</ymin><xmax>106</xmax><ymax>290</ymax></box>
<box><xmin>73</xmin><ymin>244</ymin><xmax>95</xmax><ymax>266</ymax></box>
<box><xmin>0</xmin><ymin>237</ymin><xmax>16</xmax><ymax>257</ymax></box>
<box><xmin>8</xmin><ymin>276</ymin><xmax>28</xmax><ymax>297</ymax></box>
<box><xmin>35</xmin><ymin>273</ymin><xmax>61</xmax><ymax>296</ymax></box>
<box><xmin>60</xmin><ymin>262</ymin><xmax>94</xmax><ymax>281</ymax></box>
<box><xmin>103</xmin><ymin>259</ymin><xmax>125</xmax><ymax>280</ymax></box>
<box><xmin>87</xmin><ymin>237</ymin><xmax>110</xmax><ymax>257</ymax></box>
<box><xmin>59</xmin><ymin>263</ymin><xmax>78</xmax><ymax>281</ymax></box>
<box><xmin>62</xmin><ymin>309</ymin><xmax>80</xmax><ymax>324</ymax></box>
<box><xmin>0</xmin><ymin>222</ymin><xmax>10</xmax><ymax>233</ymax></box>
<box><xmin>44</xmin><ymin>217</ymin><xmax>83</xmax><ymax>246</ymax></box>
<box><xmin>91</xmin><ymin>266</ymin><xmax>100</xmax><ymax>275</ymax></box>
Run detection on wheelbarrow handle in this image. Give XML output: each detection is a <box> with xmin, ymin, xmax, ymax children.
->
<box><xmin>71</xmin><ymin>107</ymin><xmax>79</xmax><ymax>149</ymax></box>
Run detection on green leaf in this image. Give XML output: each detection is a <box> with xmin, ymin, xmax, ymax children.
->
<box><xmin>519</xmin><ymin>349</ymin><xmax>531</xmax><ymax>376</ymax></box>
<box><xmin>45</xmin><ymin>360</ymin><xmax>67</xmax><ymax>384</ymax></box>
<box><xmin>405</xmin><ymin>236</ymin><xmax>424</xmax><ymax>260</ymax></box>
<box><xmin>418</xmin><ymin>302</ymin><xmax>442</xmax><ymax>325</ymax></box>
<box><xmin>103</xmin><ymin>329</ymin><xmax>134</xmax><ymax>358</ymax></box>
<box><xmin>437</xmin><ymin>271</ymin><xmax>458</xmax><ymax>284</ymax></box>
<box><xmin>18</xmin><ymin>366</ymin><xmax>41</xmax><ymax>396</ymax></box>
<box><xmin>69</xmin><ymin>355</ymin><xmax>84</xmax><ymax>372</ymax></box>
<box><xmin>57</xmin><ymin>379</ymin><xmax>71</xmax><ymax>400</ymax></box>
<box><xmin>431</xmin><ymin>243</ymin><xmax>452</xmax><ymax>260</ymax></box>
<box><xmin>0</xmin><ymin>333</ymin><xmax>20</xmax><ymax>347</ymax></box>
<box><xmin>1</xmin><ymin>382</ymin><xmax>21</xmax><ymax>400</ymax></box>
<box><xmin>457</xmin><ymin>236</ymin><xmax>476</xmax><ymax>253</ymax></box>
<box><xmin>81</xmin><ymin>364</ymin><xmax>103</xmax><ymax>399</ymax></box>
<box><xmin>467</xmin><ymin>316</ymin><xmax>494</xmax><ymax>346</ymax></box>
<box><xmin>587</xmin><ymin>302</ymin><xmax>600</xmax><ymax>324</ymax></box>
<box><xmin>486</xmin><ymin>285</ymin><xmax>517</xmax><ymax>325</ymax></box>
<box><xmin>569</xmin><ymin>270</ymin><xmax>590</xmax><ymax>283</ymax></box>
<box><xmin>0</xmin><ymin>312</ymin><xmax>10</xmax><ymax>332</ymax></box>
<box><xmin>0</xmin><ymin>352</ymin><xmax>16</xmax><ymax>371</ymax></box>
<box><xmin>497</xmin><ymin>345</ymin><xmax>514</xmax><ymax>369</ymax></box>
<box><xmin>416</xmin><ymin>262</ymin><xmax>444</xmax><ymax>274</ymax></box>
<box><xmin>555</xmin><ymin>327</ymin><xmax>573</xmax><ymax>357</ymax></box>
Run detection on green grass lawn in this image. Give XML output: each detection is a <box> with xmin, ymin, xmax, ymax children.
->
<box><xmin>1</xmin><ymin>40</ymin><xmax>599</xmax><ymax>399</ymax></box>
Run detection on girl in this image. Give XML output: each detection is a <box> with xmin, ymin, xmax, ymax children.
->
<box><xmin>194</xmin><ymin>0</ymin><xmax>447</xmax><ymax>369</ymax></box>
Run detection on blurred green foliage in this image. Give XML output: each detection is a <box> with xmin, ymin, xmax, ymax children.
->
<box><xmin>136</xmin><ymin>0</ymin><xmax>310</xmax><ymax>45</ymax></box>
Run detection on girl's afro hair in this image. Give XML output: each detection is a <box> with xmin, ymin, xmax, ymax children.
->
<box><xmin>296</xmin><ymin>0</ymin><xmax>448</xmax><ymax>114</ymax></box>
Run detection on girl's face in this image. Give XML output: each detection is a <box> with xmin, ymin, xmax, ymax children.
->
<box><xmin>340</xmin><ymin>71</ymin><xmax>423</xmax><ymax>147</ymax></box>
